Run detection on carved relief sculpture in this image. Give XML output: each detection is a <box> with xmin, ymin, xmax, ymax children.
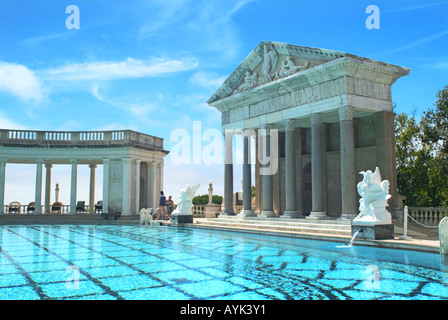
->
<box><xmin>237</xmin><ymin>71</ymin><xmax>258</xmax><ymax>93</ymax></box>
<box><xmin>260</xmin><ymin>44</ymin><xmax>278</xmax><ymax>84</ymax></box>
<box><xmin>278</xmin><ymin>55</ymin><xmax>309</xmax><ymax>78</ymax></box>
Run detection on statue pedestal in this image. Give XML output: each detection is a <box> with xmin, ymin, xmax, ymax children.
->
<box><xmin>204</xmin><ymin>204</ymin><xmax>220</xmax><ymax>218</ymax></box>
<box><xmin>170</xmin><ymin>213</ymin><xmax>193</xmax><ymax>225</ymax></box>
<box><xmin>351</xmin><ymin>223</ymin><xmax>394</xmax><ymax>240</ymax></box>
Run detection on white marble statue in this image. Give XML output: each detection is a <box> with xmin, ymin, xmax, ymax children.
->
<box><xmin>352</xmin><ymin>167</ymin><xmax>392</xmax><ymax>225</ymax></box>
<box><xmin>171</xmin><ymin>183</ymin><xmax>200</xmax><ymax>216</ymax></box>
<box><xmin>139</xmin><ymin>208</ymin><xmax>153</xmax><ymax>225</ymax></box>
<box><xmin>440</xmin><ymin>217</ymin><xmax>448</xmax><ymax>255</ymax></box>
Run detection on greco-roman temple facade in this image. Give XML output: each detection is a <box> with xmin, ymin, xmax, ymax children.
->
<box><xmin>208</xmin><ymin>41</ymin><xmax>410</xmax><ymax>220</ymax></box>
<box><xmin>0</xmin><ymin>129</ymin><xmax>168</xmax><ymax>215</ymax></box>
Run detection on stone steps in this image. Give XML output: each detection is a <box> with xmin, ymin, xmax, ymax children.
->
<box><xmin>194</xmin><ymin>216</ymin><xmax>352</xmax><ymax>238</ymax></box>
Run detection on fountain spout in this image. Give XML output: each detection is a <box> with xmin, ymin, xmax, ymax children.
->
<box><xmin>347</xmin><ymin>229</ymin><xmax>362</xmax><ymax>246</ymax></box>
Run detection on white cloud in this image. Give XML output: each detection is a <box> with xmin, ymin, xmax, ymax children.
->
<box><xmin>189</xmin><ymin>71</ymin><xmax>226</xmax><ymax>88</ymax></box>
<box><xmin>0</xmin><ymin>62</ymin><xmax>43</xmax><ymax>103</ymax></box>
<box><xmin>377</xmin><ymin>29</ymin><xmax>448</xmax><ymax>56</ymax></box>
<box><xmin>0</xmin><ymin>112</ymin><xmax>28</xmax><ymax>129</ymax></box>
<box><xmin>42</xmin><ymin>57</ymin><xmax>198</xmax><ymax>81</ymax></box>
<box><xmin>91</xmin><ymin>85</ymin><xmax>159</xmax><ymax>118</ymax></box>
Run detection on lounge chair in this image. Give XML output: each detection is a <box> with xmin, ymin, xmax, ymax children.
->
<box><xmin>76</xmin><ymin>201</ymin><xmax>86</xmax><ymax>213</ymax></box>
<box><xmin>51</xmin><ymin>202</ymin><xmax>63</xmax><ymax>213</ymax></box>
<box><xmin>8</xmin><ymin>201</ymin><xmax>21</xmax><ymax>213</ymax></box>
<box><xmin>95</xmin><ymin>200</ymin><xmax>103</xmax><ymax>213</ymax></box>
<box><xmin>27</xmin><ymin>202</ymin><xmax>35</xmax><ymax>213</ymax></box>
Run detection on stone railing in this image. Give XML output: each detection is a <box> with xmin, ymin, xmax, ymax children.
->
<box><xmin>0</xmin><ymin>129</ymin><xmax>166</xmax><ymax>152</ymax></box>
<box><xmin>2</xmin><ymin>204</ymin><xmax>98</xmax><ymax>214</ymax></box>
<box><xmin>408</xmin><ymin>207</ymin><xmax>448</xmax><ymax>226</ymax></box>
<box><xmin>191</xmin><ymin>204</ymin><xmax>247</xmax><ymax>217</ymax></box>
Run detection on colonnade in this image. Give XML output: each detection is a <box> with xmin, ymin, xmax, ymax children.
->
<box><xmin>0</xmin><ymin>158</ymin><xmax>164</xmax><ymax>215</ymax></box>
<box><xmin>221</xmin><ymin>105</ymin><xmax>357</xmax><ymax>220</ymax></box>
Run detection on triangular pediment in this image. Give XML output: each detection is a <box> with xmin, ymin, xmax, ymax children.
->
<box><xmin>207</xmin><ymin>41</ymin><xmax>346</xmax><ymax>105</ymax></box>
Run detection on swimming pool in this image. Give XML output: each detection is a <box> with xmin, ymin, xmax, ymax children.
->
<box><xmin>0</xmin><ymin>224</ymin><xmax>447</xmax><ymax>300</ymax></box>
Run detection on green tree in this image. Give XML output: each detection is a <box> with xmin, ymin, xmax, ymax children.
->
<box><xmin>422</xmin><ymin>85</ymin><xmax>448</xmax><ymax>206</ymax></box>
<box><xmin>395</xmin><ymin>86</ymin><xmax>448</xmax><ymax>207</ymax></box>
<box><xmin>192</xmin><ymin>194</ymin><xmax>223</xmax><ymax>205</ymax></box>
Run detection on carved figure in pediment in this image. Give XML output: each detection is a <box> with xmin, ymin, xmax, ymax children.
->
<box><xmin>278</xmin><ymin>55</ymin><xmax>309</xmax><ymax>78</ymax></box>
<box><xmin>237</xmin><ymin>71</ymin><xmax>258</xmax><ymax>93</ymax></box>
<box><xmin>260</xmin><ymin>44</ymin><xmax>278</xmax><ymax>84</ymax></box>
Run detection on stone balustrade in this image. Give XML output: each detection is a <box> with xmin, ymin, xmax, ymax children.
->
<box><xmin>2</xmin><ymin>204</ymin><xmax>98</xmax><ymax>214</ymax></box>
<box><xmin>408</xmin><ymin>207</ymin><xmax>448</xmax><ymax>226</ymax></box>
<box><xmin>0</xmin><ymin>129</ymin><xmax>164</xmax><ymax>151</ymax></box>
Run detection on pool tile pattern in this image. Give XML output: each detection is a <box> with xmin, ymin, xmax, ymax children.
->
<box><xmin>0</xmin><ymin>225</ymin><xmax>447</xmax><ymax>300</ymax></box>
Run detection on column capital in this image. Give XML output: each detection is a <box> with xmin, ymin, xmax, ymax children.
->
<box><xmin>135</xmin><ymin>159</ymin><xmax>142</xmax><ymax>165</ymax></box>
<box><xmin>283</xmin><ymin>119</ymin><xmax>296</xmax><ymax>131</ymax></box>
<box><xmin>36</xmin><ymin>159</ymin><xmax>44</xmax><ymax>165</ymax></box>
<box><xmin>338</xmin><ymin>105</ymin><xmax>354</xmax><ymax>121</ymax></box>
<box><xmin>310</xmin><ymin>113</ymin><xmax>322</xmax><ymax>127</ymax></box>
<box><xmin>89</xmin><ymin>163</ymin><xmax>97</xmax><ymax>169</ymax></box>
<box><xmin>259</xmin><ymin>123</ymin><xmax>275</xmax><ymax>131</ymax></box>
<box><xmin>45</xmin><ymin>163</ymin><xmax>53</xmax><ymax>169</ymax></box>
<box><xmin>70</xmin><ymin>159</ymin><xmax>78</xmax><ymax>165</ymax></box>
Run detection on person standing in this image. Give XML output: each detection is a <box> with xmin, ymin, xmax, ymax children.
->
<box><xmin>167</xmin><ymin>195</ymin><xmax>174</xmax><ymax>217</ymax></box>
<box><xmin>157</xmin><ymin>191</ymin><xmax>167</xmax><ymax>220</ymax></box>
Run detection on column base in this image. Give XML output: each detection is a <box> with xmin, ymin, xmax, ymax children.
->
<box><xmin>237</xmin><ymin>209</ymin><xmax>257</xmax><ymax>217</ymax></box>
<box><xmin>306</xmin><ymin>211</ymin><xmax>328</xmax><ymax>220</ymax></box>
<box><xmin>219</xmin><ymin>210</ymin><xmax>235</xmax><ymax>217</ymax></box>
<box><xmin>282</xmin><ymin>211</ymin><xmax>301</xmax><ymax>218</ymax></box>
<box><xmin>260</xmin><ymin>210</ymin><xmax>276</xmax><ymax>218</ymax></box>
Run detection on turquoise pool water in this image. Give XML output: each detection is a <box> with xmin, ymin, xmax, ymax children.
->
<box><xmin>0</xmin><ymin>224</ymin><xmax>447</xmax><ymax>300</ymax></box>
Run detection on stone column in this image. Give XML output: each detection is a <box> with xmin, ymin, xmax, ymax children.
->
<box><xmin>69</xmin><ymin>159</ymin><xmax>78</xmax><ymax>214</ymax></box>
<box><xmin>221</xmin><ymin>130</ymin><xmax>235</xmax><ymax>216</ymax></box>
<box><xmin>122</xmin><ymin>158</ymin><xmax>131</xmax><ymax>215</ymax></box>
<box><xmin>44</xmin><ymin>163</ymin><xmax>52</xmax><ymax>213</ymax></box>
<box><xmin>89</xmin><ymin>164</ymin><xmax>97</xmax><ymax>213</ymax></box>
<box><xmin>239</xmin><ymin>134</ymin><xmax>256</xmax><ymax>217</ymax></box>
<box><xmin>260</xmin><ymin>126</ymin><xmax>275</xmax><ymax>217</ymax></box>
<box><xmin>35</xmin><ymin>159</ymin><xmax>44</xmax><ymax>214</ymax></box>
<box><xmin>295</xmin><ymin>129</ymin><xmax>303</xmax><ymax>215</ymax></box>
<box><xmin>102</xmin><ymin>159</ymin><xmax>110</xmax><ymax>213</ymax></box>
<box><xmin>307</xmin><ymin>113</ymin><xmax>327</xmax><ymax>219</ymax></box>
<box><xmin>255</xmin><ymin>138</ymin><xmax>262</xmax><ymax>213</ymax></box>
<box><xmin>338</xmin><ymin>106</ymin><xmax>357</xmax><ymax>220</ymax></box>
<box><xmin>283</xmin><ymin>119</ymin><xmax>299</xmax><ymax>218</ymax></box>
<box><xmin>135</xmin><ymin>159</ymin><xmax>141</xmax><ymax>214</ymax></box>
<box><xmin>0</xmin><ymin>159</ymin><xmax>6</xmax><ymax>214</ymax></box>
<box><xmin>147</xmin><ymin>162</ymin><xmax>155</xmax><ymax>208</ymax></box>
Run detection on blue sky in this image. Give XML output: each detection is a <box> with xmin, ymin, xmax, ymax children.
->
<box><xmin>1</xmin><ymin>0</ymin><xmax>447</xmax><ymax>205</ymax></box>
